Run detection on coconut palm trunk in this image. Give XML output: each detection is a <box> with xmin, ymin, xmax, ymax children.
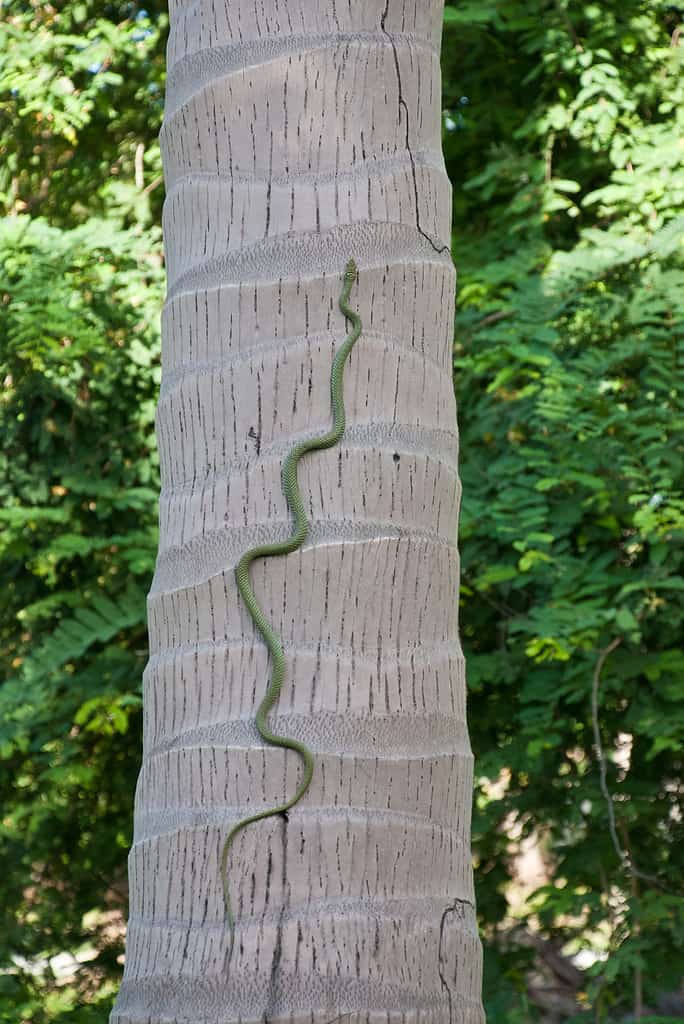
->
<box><xmin>111</xmin><ymin>1</ymin><xmax>483</xmax><ymax>1021</ymax></box>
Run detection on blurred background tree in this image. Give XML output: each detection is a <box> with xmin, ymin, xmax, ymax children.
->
<box><xmin>0</xmin><ymin>1</ymin><xmax>682</xmax><ymax>1021</ymax></box>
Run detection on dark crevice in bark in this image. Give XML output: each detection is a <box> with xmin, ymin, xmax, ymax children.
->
<box><xmin>265</xmin><ymin>816</ymin><xmax>289</xmax><ymax>1020</ymax></box>
<box><xmin>380</xmin><ymin>1</ymin><xmax>451</xmax><ymax>258</ymax></box>
<box><xmin>438</xmin><ymin>897</ymin><xmax>474</xmax><ymax>1024</ymax></box>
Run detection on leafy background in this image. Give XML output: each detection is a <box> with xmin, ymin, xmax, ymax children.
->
<box><xmin>0</xmin><ymin>1</ymin><xmax>682</xmax><ymax>1020</ymax></box>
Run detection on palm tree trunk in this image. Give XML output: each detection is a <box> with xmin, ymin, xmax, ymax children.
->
<box><xmin>111</xmin><ymin>1</ymin><xmax>483</xmax><ymax>1021</ymax></box>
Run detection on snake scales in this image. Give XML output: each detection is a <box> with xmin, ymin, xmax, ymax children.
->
<box><xmin>220</xmin><ymin>260</ymin><xmax>362</xmax><ymax>943</ymax></box>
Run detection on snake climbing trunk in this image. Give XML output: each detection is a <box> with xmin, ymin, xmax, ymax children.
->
<box><xmin>110</xmin><ymin>2</ymin><xmax>484</xmax><ymax>1022</ymax></box>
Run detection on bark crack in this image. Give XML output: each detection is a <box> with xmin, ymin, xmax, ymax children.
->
<box><xmin>264</xmin><ymin>816</ymin><xmax>289</xmax><ymax>1019</ymax></box>
<box><xmin>380</xmin><ymin>2</ymin><xmax>451</xmax><ymax>258</ymax></box>
<box><xmin>438</xmin><ymin>898</ymin><xmax>474</xmax><ymax>1024</ymax></box>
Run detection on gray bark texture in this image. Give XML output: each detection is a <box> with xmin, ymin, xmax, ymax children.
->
<box><xmin>111</xmin><ymin>1</ymin><xmax>484</xmax><ymax>1021</ymax></box>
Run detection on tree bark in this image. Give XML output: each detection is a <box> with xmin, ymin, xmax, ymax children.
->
<box><xmin>111</xmin><ymin>1</ymin><xmax>483</xmax><ymax>1021</ymax></box>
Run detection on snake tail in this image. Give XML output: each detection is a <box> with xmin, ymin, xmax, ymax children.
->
<box><xmin>221</xmin><ymin>260</ymin><xmax>362</xmax><ymax>938</ymax></box>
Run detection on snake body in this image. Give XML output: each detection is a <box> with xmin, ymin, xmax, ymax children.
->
<box><xmin>220</xmin><ymin>260</ymin><xmax>362</xmax><ymax>939</ymax></box>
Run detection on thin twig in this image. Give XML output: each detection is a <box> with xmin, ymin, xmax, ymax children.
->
<box><xmin>591</xmin><ymin>637</ymin><xmax>625</xmax><ymax>865</ymax></box>
<box><xmin>554</xmin><ymin>0</ymin><xmax>583</xmax><ymax>50</ymax></box>
<box><xmin>142</xmin><ymin>175</ymin><xmax>164</xmax><ymax>195</ymax></box>
<box><xmin>622</xmin><ymin>827</ymin><xmax>643</xmax><ymax>1021</ymax></box>
<box><xmin>134</xmin><ymin>142</ymin><xmax>145</xmax><ymax>189</ymax></box>
<box><xmin>544</xmin><ymin>131</ymin><xmax>556</xmax><ymax>183</ymax></box>
<box><xmin>591</xmin><ymin>638</ymin><xmax>671</xmax><ymax>891</ymax></box>
<box><xmin>472</xmin><ymin>309</ymin><xmax>512</xmax><ymax>332</ymax></box>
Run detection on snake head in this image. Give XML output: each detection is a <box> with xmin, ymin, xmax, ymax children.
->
<box><xmin>344</xmin><ymin>259</ymin><xmax>358</xmax><ymax>283</ymax></box>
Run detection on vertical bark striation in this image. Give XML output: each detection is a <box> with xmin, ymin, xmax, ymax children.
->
<box><xmin>111</xmin><ymin>1</ymin><xmax>484</xmax><ymax>1021</ymax></box>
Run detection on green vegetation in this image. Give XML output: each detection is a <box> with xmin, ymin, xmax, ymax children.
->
<box><xmin>0</xmin><ymin>1</ymin><xmax>682</xmax><ymax>1020</ymax></box>
<box><xmin>443</xmin><ymin>2</ymin><xmax>684</xmax><ymax>1018</ymax></box>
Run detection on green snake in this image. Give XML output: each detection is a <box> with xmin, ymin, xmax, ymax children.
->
<box><xmin>220</xmin><ymin>259</ymin><xmax>362</xmax><ymax>941</ymax></box>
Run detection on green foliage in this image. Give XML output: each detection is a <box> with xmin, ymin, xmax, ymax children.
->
<box><xmin>0</xmin><ymin>210</ymin><xmax>162</xmax><ymax>1019</ymax></box>
<box><xmin>0</xmin><ymin>0</ymin><xmax>167</xmax><ymax>227</ymax></box>
<box><xmin>0</xmin><ymin>0</ymin><xmax>682</xmax><ymax>1021</ymax></box>
<box><xmin>0</xmin><ymin>4</ymin><xmax>165</xmax><ymax>1011</ymax></box>
<box><xmin>443</xmin><ymin>0</ymin><xmax>684</xmax><ymax>1018</ymax></box>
